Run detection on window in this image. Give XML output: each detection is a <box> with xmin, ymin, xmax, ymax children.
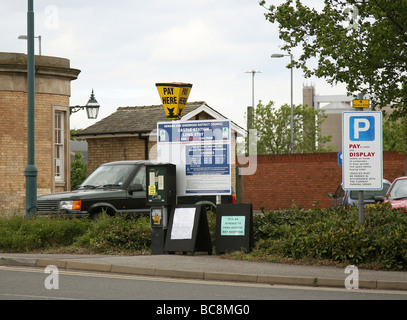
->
<box><xmin>54</xmin><ymin>111</ymin><xmax>64</xmax><ymax>181</ymax></box>
<box><xmin>350</xmin><ymin>183</ymin><xmax>391</xmax><ymax>200</ymax></box>
<box><xmin>131</xmin><ymin>165</ymin><xmax>146</xmax><ymax>190</ymax></box>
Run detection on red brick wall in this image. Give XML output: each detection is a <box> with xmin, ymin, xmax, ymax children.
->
<box><xmin>241</xmin><ymin>152</ymin><xmax>406</xmax><ymax>210</ymax></box>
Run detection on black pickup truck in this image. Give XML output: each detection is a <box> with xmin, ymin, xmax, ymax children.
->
<box><xmin>37</xmin><ymin>160</ymin><xmax>234</xmax><ymax>219</ymax></box>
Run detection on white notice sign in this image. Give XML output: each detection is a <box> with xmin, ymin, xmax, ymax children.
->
<box><xmin>342</xmin><ymin>112</ymin><xmax>382</xmax><ymax>190</ymax></box>
<box><xmin>170</xmin><ymin>207</ymin><xmax>195</xmax><ymax>240</ymax></box>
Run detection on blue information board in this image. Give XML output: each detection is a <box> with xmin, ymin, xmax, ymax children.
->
<box><xmin>157</xmin><ymin>120</ymin><xmax>232</xmax><ymax>196</ymax></box>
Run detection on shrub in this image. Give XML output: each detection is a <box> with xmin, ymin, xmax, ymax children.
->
<box><xmin>1</xmin><ymin>205</ymin><xmax>407</xmax><ymax>270</ymax></box>
<box><xmin>0</xmin><ymin>215</ymin><xmax>88</xmax><ymax>252</ymax></box>
<box><xmin>0</xmin><ymin>214</ymin><xmax>151</xmax><ymax>254</ymax></box>
<box><xmin>253</xmin><ymin>204</ymin><xmax>407</xmax><ymax>270</ymax></box>
<box><xmin>73</xmin><ymin>214</ymin><xmax>151</xmax><ymax>253</ymax></box>
<box><xmin>71</xmin><ymin>152</ymin><xmax>88</xmax><ymax>190</ymax></box>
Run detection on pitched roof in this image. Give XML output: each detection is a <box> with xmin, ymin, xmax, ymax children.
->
<box><xmin>75</xmin><ymin>101</ymin><xmax>246</xmax><ymax>138</ymax></box>
<box><xmin>75</xmin><ymin>101</ymin><xmax>205</xmax><ymax>137</ymax></box>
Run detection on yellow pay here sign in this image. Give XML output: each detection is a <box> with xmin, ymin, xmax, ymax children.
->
<box><xmin>156</xmin><ymin>82</ymin><xmax>192</xmax><ymax>120</ymax></box>
<box><xmin>353</xmin><ymin>99</ymin><xmax>370</xmax><ymax>108</ymax></box>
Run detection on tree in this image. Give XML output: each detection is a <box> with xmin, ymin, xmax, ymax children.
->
<box><xmin>70</xmin><ymin>129</ymin><xmax>82</xmax><ymax>141</ymax></box>
<box><xmin>250</xmin><ymin>100</ymin><xmax>332</xmax><ymax>154</ymax></box>
<box><xmin>260</xmin><ymin>0</ymin><xmax>407</xmax><ymax>117</ymax></box>
<box><xmin>383</xmin><ymin>114</ymin><xmax>407</xmax><ymax>152</ymax></box>
<box><xmin>71</xmin><ymin>152</ymin><xmax>88</xmax><ymax>190</ymax></box>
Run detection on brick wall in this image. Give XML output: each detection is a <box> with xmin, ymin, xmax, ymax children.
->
<box><xmin>0</xmin><ymin>91</ymin><xmax>69</xmax><ymax>211</ymax></box>
<box><xmin>87</xmin><ymin>137</ymin><xmax>153</xmax><ymax>173</ymax></box>
<box><xmin>241</xmin><ymin>152</ymin><xmax>406</xmax><ymax>210</ymax></box>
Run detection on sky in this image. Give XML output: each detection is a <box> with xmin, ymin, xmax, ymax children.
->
<box><xmin>1</xmin><ymin>0</ymin><xmax>348</xmax><ymax>130</ymax></box>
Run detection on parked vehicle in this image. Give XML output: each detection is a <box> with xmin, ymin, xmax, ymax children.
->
<box><xmin>328</xmin><ymin>179</ymin><xmax>391</xmax><ymax>208</ymax></box>
<box><xmin>37</xmin><ymin>160</ymin><xmax>234</xmax><ymax>219</ymax></box>
<box><xmin>383</xmin><ymin>176</ymin><xmax>407</xmax><ymax>210</ymax></box>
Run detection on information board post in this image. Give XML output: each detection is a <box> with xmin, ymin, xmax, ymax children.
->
<box><xmin>157</xmin><ymin>120</ymin><xmax>232</xmax><ymax>197</ymax></box>
<box><xmin>356</xmin><ymin>102</ymin><xmax>365</xmax><ymax>225</ymax></box>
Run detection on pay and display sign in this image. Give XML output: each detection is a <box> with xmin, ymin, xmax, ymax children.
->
<box><xmin>342</xmin><ymin>112</ymin><xmax>382</xmax><ymax>190</ymax></box>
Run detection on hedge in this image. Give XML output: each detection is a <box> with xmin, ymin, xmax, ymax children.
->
<box><xmin>1</xmin><ymin>203</ymin><xmax>407</xmax><ymax>270</ymax></box>
<box><xmin>253</xmin><ymin>203</ymin><xmax>407</xmax><ymax>270</ymax></box>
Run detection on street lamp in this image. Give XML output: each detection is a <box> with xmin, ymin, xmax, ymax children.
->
<box><xmin>24</xmin><ymin>0</ymin><xmax>37</xmax><ymax>218</ymax></box>
<box><xmin>70</xmin><ymin>89</ymin><xmax>100</xmax><ymax>119</ymax></box>
<box><xmin>18</xmin><ymin>34</ymin><xmax>41</xmax><ymax>55</ymax></box>
<box><xmin>271</xmin><ymin>53</ymin><xmax>293</xmax><ymax>153</ymax></box>
<box><xmin>245</xmin><ymin>70</ymin><xmax>262</xmax><ymax>109</ymax></box>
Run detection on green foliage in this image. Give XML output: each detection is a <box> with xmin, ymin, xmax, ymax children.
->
<box><xmin>0</xmin><ymin>215</ymin><xmax>87</xmax><ymax>252</ymax></box>
<box><xmin>70</xmin><ymin>129</ymin><xmax>83</xmax><ymax>141</ymax></box>
<box><xmin>0</xmin><ymin>214</ymin><xmax>151</xmax><ymax>254</ymax></box>
<box><xmin>250</xmin><ymin>101</ymin><xmax>332</xmax><ymax>154</ymax></box>
<box><xmin>253</xmin><ymin>203</ymin><xmax>407</xmax><ymax>270</ymax></box>
<box><xmin>2</xmin><ymin>205</ymin><xmax>407</xmax><ymax>270</ymax></box>
<box><xmin>260</xmin><ymin>0</ymin><xmax>407</xmax><ymax>115</ymax></box>
<box><xmin>382</xmin><ymin>114</ymin><xmax>407</xmax><ymax>153</ymax></box>
<box><xmin>71</xmin><ymin>152</ymin><xmax>88</xmax><ymax>190</ymax></box>
<box><xmin>74</xmin><ymin>214</ymin><xmax>151</xmax><ymax>253</ymax></box>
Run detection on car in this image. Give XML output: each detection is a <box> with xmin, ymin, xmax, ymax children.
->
<box><xmin>328</xmin><ymin>179</ymin><xmax>391</xmax><ymax>208</ymax></box>
<box><xmin>383</xmin><ymin>176</ymin><xmax>407</xmax><ymax>210</ymax></box>
<box><xmin>37</xmin><ymin>160</ymin><xmax>235</xmax><ymax>219</ymax></box>
<box><xmin>38</xmin><ymin>160</ymin><xmax>151</xmax><ymax>219</ymax></box>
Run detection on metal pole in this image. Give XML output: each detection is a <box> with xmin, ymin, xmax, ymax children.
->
<box><xmin>290</xmin><ymin>54</ymin><xmax>293</xmax><ymax>153</ymax></box>
<box><xmin>245</xmin><ymin>70</ymin><xmax>261</xmax><ymax>109</ymax></box>
<box><xmin>38</xmin><ymin>35</ymin><xmax>41</xmax><ymax>55</ymax></box>
<box><xmin>25</xmin><ymin>0</ymin><xmax>38</xmax><ymax>218</ymax></box>
<box><xmin>358</xmin><ymin>190</ymin><xmax>364</xmax><ymax>225</ymax></box>
<box><xmin>251</xmin><ymin>72</ymin><xmax>255</xmax><ymax>109</ymax></box>
<box><xmin>357</xmin><ymin>93</ymin><xmax>364</xmax><ymax>225</ymax></box>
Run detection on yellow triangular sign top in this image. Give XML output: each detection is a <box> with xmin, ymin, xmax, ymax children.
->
<box><xmin>156</xmin><ymin>82</ymin><xmax>193</xmax><ymax>119</ymax></box>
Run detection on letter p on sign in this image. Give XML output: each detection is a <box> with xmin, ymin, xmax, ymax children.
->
<box><xmin>350</xmin><ymin>116</ymin><xmax>375</xmax><ymax>141</ymax></box>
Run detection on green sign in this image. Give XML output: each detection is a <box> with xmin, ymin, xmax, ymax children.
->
<box><xmin>221</xmin><ymin>216</ymin><xmax>245</xmax><ymax>236</ymax></box>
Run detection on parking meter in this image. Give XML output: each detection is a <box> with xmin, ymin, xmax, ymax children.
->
<box><xmin>150</xmin><ymin>206</ymin><xmax>168</xmax><ymax>228</ymax></box>
<box><xmin>147</xmin><ymin>163</ymin><xmax>176</xmax><ymax>205</ymax></box>
<box><xmin>146</xmin><ymin>163</ymin><xmax>176</xmax><ymax>254</ymax></box>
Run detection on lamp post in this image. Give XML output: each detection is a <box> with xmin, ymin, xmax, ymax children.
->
<box><xmin>18</xmin><ymin>34</ymin><xmax>41</xmax><ymax>56</ymax></box>
<box><xmin>70</xmin><ymin>89</ymin><xmax>100</xmax><ymax>119</ymax></box>
<box><xmin>271</xmin><ymin>53</ymin><xmax>294</xmax><ymax>153</ymax></box>
<box><xmin>245</xmin><ymin>70</ymin><xmax>262</xmax><ymax>109</ymax></box>
<box><xmin>22</xmin><ymin>2</ymin><xmax>98</xmax><ymax>219</ymax></box>
<box><xmin>25</xmin><ymin>0</ymin><xmax>37</xmax><ymax>218</ymax></box>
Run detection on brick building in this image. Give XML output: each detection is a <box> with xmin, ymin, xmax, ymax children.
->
<box><xmin>75</xmin><ymin>102</ymin><xmax>246</xmax><ymax>189</ymax></box>
<box><xmin>0</xmin><ymin>52</ymin><xmax>80</xmax><ymax>212</ymax></box>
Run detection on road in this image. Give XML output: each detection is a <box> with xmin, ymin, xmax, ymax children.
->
<box><xmin>1</xmin><ymin>265</ymin><xmax>406</xmax><ymax>303</ymax></box>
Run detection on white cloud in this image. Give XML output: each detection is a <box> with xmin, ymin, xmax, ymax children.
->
<box><xmin>3</xmin><ymin>0</ymin><xmax>348</xmax><ymax>130</ymax></box>
<box><xmin>149</xmin><ymin>19</ymin><xmax>226</xmax><ymax>63</ymax></box>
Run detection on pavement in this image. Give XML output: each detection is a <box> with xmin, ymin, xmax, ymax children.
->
<box><xmin>1</xmin><ymin>252</ymin><xmax>407</xmax><ymax>291</ymax></box>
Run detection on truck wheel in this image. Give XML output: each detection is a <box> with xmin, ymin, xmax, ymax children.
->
<box><xmin>89</xmin><ymin>207</ymin><xmax>112</xmax><ymax>220</ymax></box>
<box><xmin>90</xmin><ymin>212</ymin><xmax>102</xmax><ymax>220</ymax></box>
